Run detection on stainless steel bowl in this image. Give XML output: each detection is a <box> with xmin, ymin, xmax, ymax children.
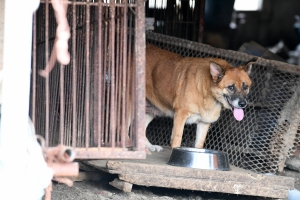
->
<box><xmin>167</xmin><ymin>147</ymin><xmax>230</xmax><ymax>171</ymax></box>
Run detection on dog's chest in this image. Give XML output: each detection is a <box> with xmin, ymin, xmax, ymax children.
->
<box><xmin>186</xmin><ymin>110</ymin><xmax>221</xmax><ymax>124</ymax></box>
<box><xmin>185</xmin><ymin>114</ymin><xmax>203</xmax><ymax>124</ymax></box>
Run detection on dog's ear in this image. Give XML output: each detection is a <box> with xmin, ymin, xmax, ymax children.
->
<box><xmin>243</xmin><ymin>58</ymin><xmax>257</xmax><ymax>76</ymax></box>
<box><xmin>210</xmin><ymin>61</ymin><xmax>225</xmax><ymax>83</ymax></box>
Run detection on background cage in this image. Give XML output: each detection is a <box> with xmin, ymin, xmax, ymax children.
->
<box><xmin>146</xmin><ymin>31</ymin><xmax>300</xmax><ymax>174</ymax></box>
<box><xmin>31</xmin><ymin>0</ymin><xmax>146</xmax><ymax>159</ymax></box>
<box><xmin>145</xmin><ymin>0</ymin><xmax>206</xmax><ymax>42</ymax></box>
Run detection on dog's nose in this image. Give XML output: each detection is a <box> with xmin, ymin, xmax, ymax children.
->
<box><xmin>238</xmin><ymin>100</ymin><xmax>247</xmax><ymax>108</ymax></box>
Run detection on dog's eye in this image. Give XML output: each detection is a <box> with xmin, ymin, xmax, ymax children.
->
<box><xmin>243</xmin><ymin>83</ymin><xmax>249</xmax><ymax>90</ymax></box>
<box><xmin>227</xmin><ymin>85</ymin><xmax>235</xmax><ymax>91</ymax></box>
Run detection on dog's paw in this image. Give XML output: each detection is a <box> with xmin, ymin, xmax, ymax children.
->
<box><xmin>146</xmin><ymin>143</ymin><xmax>164</xmax><ymax>152</ymax></box>
<box><xmin>146</xmin><ymin>137</ymin><xmax>164</xmax><ymax>152</ymax></box>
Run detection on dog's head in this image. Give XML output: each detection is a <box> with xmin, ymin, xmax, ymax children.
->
<box><xmin>210</xmin><ymin>58</ymin><xmax>257</xmax><ymax>121</ymax></box>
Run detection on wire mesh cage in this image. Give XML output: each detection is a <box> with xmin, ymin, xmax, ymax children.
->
<box><xmin>146</xmin><ymin>31</ymin><xmax>300</xmax><ymax>174</ymax></box>
<box><xmin>30</xmin><ymin>0</ymin><xmax>146</xmax><ymax>159</ymax></box>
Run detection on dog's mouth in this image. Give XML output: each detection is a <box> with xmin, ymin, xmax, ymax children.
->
<box><xmin>224</xmin><ymin>96</ymin><xmax>244</xmax><ymax>121</ymax></box>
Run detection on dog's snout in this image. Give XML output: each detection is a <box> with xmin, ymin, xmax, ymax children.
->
<box><xmin>238</xmin><ymin>100</ymin><xmax>247</xmax><ymax>108</ymax></box>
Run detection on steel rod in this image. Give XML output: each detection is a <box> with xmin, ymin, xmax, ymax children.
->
<box><xmin>97</xmin><ymin>1</ymin><xmax>103</xmax><ymax>149</ymax></box>
<box><xmin>72</xmin><ymin>0</ymin><xmax>77</xmax><ymax>148</ymax></box>
<box><xmin>85</xmin><ymin>2</ymin><xmax>91</xmax><ymax>149</ymax></box>
<box><xmin>32</xmin><ymin>12</ymin><xmax>37</xmax><ymax>126</ymax></box>
<box><xmin>110</xmin><ymin>0</ymin><xmax>116</xmax><ymax>148</ymax></box>
<box><xmin>45</xmin><ymin>0</ymin><xmax>50</xmax><ymax>147</ymax></box>
<box><xmin>60</xmin><ymin>63</ymin><xmax>64</xmax><ymax>144</ymax></box>
<box><xmin>121</xmin><ymin>1</ymin><xmax>128</xmax><ymax>148</ymax></box>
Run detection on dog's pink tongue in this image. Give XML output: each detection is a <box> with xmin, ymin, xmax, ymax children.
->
<box><xmin>233</xmin><ymin>108</ymin><xmax>244</xmax><ymax>121</ymax></box>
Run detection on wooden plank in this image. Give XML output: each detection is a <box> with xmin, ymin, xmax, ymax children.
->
<box><xmin>282</xmin><ymin>169</ymin><xmax>300</xmax><ymax>190</ymax></box>
<box><xmin>106</xmin><ymin>161</ymin><xmax>293</xmax><ymax>188</ymax></box>
<box><xmin>87</xmin><ymin>148</ymin><xmax>294</xmax><ymax>188</ymax></box>
<box><xmin>86</xmin><ymin>147</ymin><xmax>171</xmax><ymax>167</ymax></box>
<box><xmin>109</xmin><ymin>178</ymin><xmax>132</xmax><ymax>192</ymax></box>
<box><xmin>118</xmin><ymin>173</ymin><xmax>289</xmax><ymax>199</ymax></box>
<box><xmin>84</xmin><ymin>147</ymin><xmax>172</xmax><ymax>170</ymax></box>
<box><xmin>84</xmin><ymin>147</ymin><xmax>294</xmax><ymax>198</ymax></box>
<box><xmin>75</xmin><ymin>148</ymin><xmax>146</xmax><ymax>159</ymax></box>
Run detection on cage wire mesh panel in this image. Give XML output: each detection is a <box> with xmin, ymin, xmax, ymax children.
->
<box><xmin>30</xmin><ymin>0</ymin><xmax>146</xmax><ymax>159</ymax></box>
<box><xmin>146</xmin><ymin>31</ymin><xmax>300</xmax><ymax>174</ymax></box>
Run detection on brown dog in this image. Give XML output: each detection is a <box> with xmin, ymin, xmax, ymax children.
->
<box><xmin>145</xmin><ymin>44</ymin><xmax>256</xmax><ymax>151</ymax></box>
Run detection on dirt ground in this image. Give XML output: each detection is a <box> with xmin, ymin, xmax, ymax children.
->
<box><xmin>48</xmin><ymin>168</ymin><xmax>299</xmax><ymax>200</ymax></box>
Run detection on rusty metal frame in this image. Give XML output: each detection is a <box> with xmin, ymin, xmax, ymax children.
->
<box><xmin>31</xmin><ymin>0</ymin><xmax>146</xmax><ymax>159</ymax></box>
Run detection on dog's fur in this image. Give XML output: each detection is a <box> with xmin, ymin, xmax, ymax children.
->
<box><xmin>145</xmin><ymin>44</ymin><xmax>255</xmax><ymax>150</ymax></box>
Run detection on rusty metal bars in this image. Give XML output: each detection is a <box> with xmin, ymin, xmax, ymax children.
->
<box><xmin>109</xmin><ymin>0</ymin><xmax>116</xmax><ymax>149</ymax></box>
<box><xmin>98</xmin><ymin>1</ymin><xmax>104</xmax><ymax>149</ymax></box>
<box><xmin>104</xmin><ymin>5</ymin><xmax>110</xmax><ymax>147</ymax></box>
<box><xmin>45</xmin><ymin>0</ymin><xmax>50</xmax><ymax>147</ymax></box>
<box><xmin>127</xmin><ymin>2</ymin><xmax>133</xmax><ymax>146</ymax></box>
<box><xmin>135</xmin><ymin>0</ymin><xmax>146</xmax><ymax>151</ymax></box>
<box><xmin>85</xmin><ymin>2</ymin><xmax>90</xmax><ymax>150</ymax></box>
<box><xmin>32</xmin><ymin>0</ymin><xmax>146</xmax><ymax>159</ymax></box>
<box><xmin>32</xmin><ymin>12</ymin><xmax>37</xmax><ymax>126</ymax></box>
<box><xmin>121</xmin><ymin>0</ymin><xmax>128</xmax><ymax>149</ymax></box>
<box><xmin>94</xmin><ymin>0</ymin><xmax>103</xmax><ymax>149</ymax></box>
<box><xmin>72</xmin><ymin>0</ymin><xmax>77</xmax><ymax>148</ymax></box>
<box><xmin>60</xmin><ymin>64</ymin><xmax>64</xmax><ymax>144</ymax></box>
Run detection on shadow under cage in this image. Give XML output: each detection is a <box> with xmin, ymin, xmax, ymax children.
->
<box><xmin>146</xmin><ymin>31</ymin><xmax>300</xmax><ymax>174</ymax></box>
<box><xmin>30</xmin><ymin>0</ymin><xmax>146</xmax><ymax>159</ymax></box>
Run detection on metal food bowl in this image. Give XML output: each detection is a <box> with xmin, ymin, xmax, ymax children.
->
<box><xmin>167</xmin><ymin>147</ymin><xmax>230</xmax><ymax>171</ymax></box>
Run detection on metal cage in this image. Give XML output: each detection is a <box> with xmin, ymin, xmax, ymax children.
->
<box><xmin>146</xmin><ymin>31</ymin><xmax>300</xmax><ymax>174</ymax></box>
<box><xmin>31</xmin><ymin>0</ymin><xmax>146</xmax><ymax>159</ymax></box>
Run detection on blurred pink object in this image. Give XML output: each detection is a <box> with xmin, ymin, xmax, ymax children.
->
<box><xmin>39</xmin><ymin>0</ymin><xmax>70</xmax><ymax>77</ymax></box>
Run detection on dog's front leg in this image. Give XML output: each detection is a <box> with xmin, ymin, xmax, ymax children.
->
<box><xmin>194</xmin><ymin>122</ymin><xmax>210</xmax><ymax>148</ymax></box>
<box><xmin>171</xmin><ymin>110</ymin><xmax>190</xmax><ymax>148</ymax></box>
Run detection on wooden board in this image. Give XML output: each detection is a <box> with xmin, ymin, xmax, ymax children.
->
<box><xmin>85</xmin><ymin>147</ymin><xmax>294</xmax><ymax>199</ymax></box>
